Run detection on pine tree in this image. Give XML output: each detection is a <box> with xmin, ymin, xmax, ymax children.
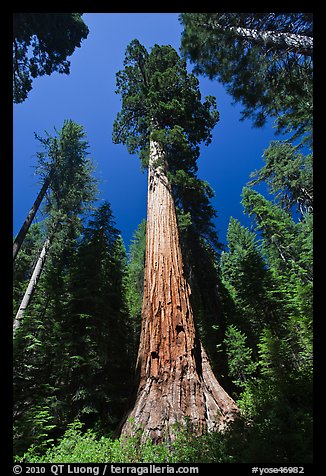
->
<box><xmin>180</xmin><ymin>13</ymin><xmax>313</xmax><ymax>142</ymax></box>
<box><xmin>218</xmin><ymin>213</ymin><xmax>313</xmax><ymax>462</ymax></box>
<box><xmin>220</xmin><ymin>217</ymin><xmax>279</xmax><ymax>344</ymax></box>
<box><xmin>125</xmin><ymin>219</ymin><xmax>147</xmax><ymax>363</ymax></box>
<box><xmin>13</xmin><ymin>138</ymin><xmax>59</xmax><ymax>261</ymax></box>
<box><xmin>61</xmin><ymin>202</ymin><xmax>132</xmax><ymax>431</ymax></box>
<box><xmin>13</xmin><ymin>121</ymin><xmax>98</xmax><ymax>455</ymax></box>
<box><xmin>13</xmin><ymin>120</ymin><xmax>97</xmax><ymax>332</ymax></box>
<box><xmin>113</xmin><ymin>39</ymin><xmax>238</xmax><ymax>442</ymax></box>
<box><xmin>241</xmin><ymin>187</ymin><xmax>313</xmax><ymax>370</ymax></box>
<box><xmin>241</xmin><ymin>187</ymin><xmax>312</xmax><ymax>283</ymax></box>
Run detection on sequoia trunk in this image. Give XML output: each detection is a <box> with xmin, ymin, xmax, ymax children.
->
<box><xmin>120</xmin><ymin>138</ymin><xmax>238</xmax><ymax>442</ymax></box>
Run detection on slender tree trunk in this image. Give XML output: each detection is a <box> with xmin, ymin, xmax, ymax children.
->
<box><xmin>13</xmin><ymin>171</ymin><xmax>53</xmax><ymax>261</ymax></box>
<box><xmin>13</xmin><ymin>237</ymin><xmax>51</xmax><ymax>334</ymax></box>
<box><xmin>120</xmin><ymin>137</ymin><xmax>238</xmax><ymax>442</ymax></box>
<box><xmin>207</xmin><ymin>22</ymin><xmax>313</xmax><ymax>56</ymax></box>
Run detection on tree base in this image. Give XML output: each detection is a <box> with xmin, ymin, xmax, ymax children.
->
<box><xmin>120</xmin><ymin>343</ymin><xmax>239</xmax><ymax>443</ymax></box>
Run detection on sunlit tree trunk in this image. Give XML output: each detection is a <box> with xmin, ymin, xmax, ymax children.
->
<box><xmin>13</xmin><ymin>172</ymin><xmax>53</xmax><ymax>261</ymax></box>
<box><xmin>120</xmin><ymin>137</ymin><xmax>238</xmax><ymax>442</ymax></box>
<box><xmin>207</xmin><ymin>22</ymin><xmax>313</xmax><ymax>56</ymax></box>
<box><xmin>13</xmin><ymin>237</ymin><xmax>50</xmax><ymax>334</ymax></box>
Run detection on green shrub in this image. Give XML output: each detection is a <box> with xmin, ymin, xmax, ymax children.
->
<box><xmin>15</xmin><ymin>412</ymin><xmax>312</xmax><ymax>464</ymax></box>
<box><xmin>15</xmin><ymin>419</ymin><xmax>236</xmax><ymax>463</ymax></box>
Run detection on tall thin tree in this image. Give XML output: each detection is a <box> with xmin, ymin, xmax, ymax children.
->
<box><xmin>13</xmin><ymin>140</ymin><xmax>59</xmax><ymax>261</ymax></box>
<box><xmin>13</xmin><ymin>236</ymin><xmax>51</xmax><ymax>332</ymax></box>
<box><xmin>13</xmin><ymin>120</ymin><xmax>97</xmax><ymax>333</ymax></box>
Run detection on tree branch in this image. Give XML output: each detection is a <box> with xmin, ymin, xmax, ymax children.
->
<box><xmin>205</xmin><ymin>21</ymin><xmax>313</xmax><ymax>56</ymax></box>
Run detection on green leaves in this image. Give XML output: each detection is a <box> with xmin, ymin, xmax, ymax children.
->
<box><xmin>13</xmin><ymin>122</ymin><xmax>129</xmax><ymax>457</ymax></box>
<box><xmin>13</xmin><ymin>13</ymin><xmax>89</xmax><ymax>103</ymax></box>
<box><xmin>241</xmin><ymin>187</ymin><xmax>312</xmax><ymax>282</ymax></box>
<box><xmin>249</xmin><ymin>141</ymin><xmax>313</xmax><ymax>215</ymax></box>
<box><xmin>36</xmin><ymin>120</ymin><xmax>98</xmax><ymax>223</ymax></box>
<box><xmin>220</xmin><ymin>176</ymin><xmax>312</xmax><ymax>461</ymax></box>
<box><xmin>180</xmin><ymin>13</ymin><xmax>313</xmax><ymax>141</ymax></box>
<box><xmin>224</xmin><ymin>325</ymin><xmax>258</xmax><ymax>388</ymax></box>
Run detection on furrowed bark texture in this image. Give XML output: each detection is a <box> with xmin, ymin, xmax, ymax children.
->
<box><xmin>121</xmin><ymin>139</ymin><xmax>238</xmax><ymax>442</ymax></box>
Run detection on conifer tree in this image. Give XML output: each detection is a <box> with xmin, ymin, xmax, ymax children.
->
<box><xmin>13</xmin><ymin>121</ymin><xmax>98</xmax><ymax>454</ymax></box>
<box><xmin>62</xmin><ymin>202</ymin><xmax>132</xmax><ymax>431</ymax></box>
<box><xmin>241</xmin><ymin>187</ymin><xmax>312</xmax><ymax>283</ymax></box>
<box><xmin>220</xmin><ymin>217</ymin><xmax>278</xmax><ymax>344</ymax></box>
<box><xmin>180</xmin><ymin>13</ymin><xmax>313</xmax><ymax>141</ymax></box>
<box><xmin>249</xmin><ymin>141</ymin><xmax>313</xmax><ymax>216</ymax></box>
<box><xmin>220</xmin><ymin>205</ymin><xmax>312</xmax><ymax>462</ymax></box>
<box><xmin>13</xmin><ymin>13</ymin><xmax>89</xmax><ymax>103</ymax></box>
<box><xmin>13</xmin><ymin>120</ymin><xmax>97</xmax><ymax>333</ymax></box>
<box><xmin>125</xmin><ymin>219</ymin><xmax>147</xmax><ymax>363</ymax></box>
<box><xmin>13</xmin><ymin>139</ymin><xmax>58</xmax><ymax>261</ymax></box>
<box><xmin>113</xmin><ymin>39</ymin><xmax>238</xmax><ymax>442</ymax></box>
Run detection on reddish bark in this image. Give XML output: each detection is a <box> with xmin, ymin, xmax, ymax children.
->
<box><xmin>121</xmin><ymin>138</ymin><xmax>238</xmax><ymax>441</ymax></box>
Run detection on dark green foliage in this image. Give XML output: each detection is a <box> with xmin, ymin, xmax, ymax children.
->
<box><xmin>219</xmin><ymin>189</ymin><xmax>312</xmax><ymax>463</ymax></box>
<box><xmin>172</xmin><ymin>170</ymin><xmax>220</xmax><ymax>249</ymax></box>
<box><xmin>221</xmin><ymin>218</ymin><xmax>275</xmax><ymax>335</ymax></box>
<box><xmin>13</xmin><ymin>121</ymin><xmax>131</xmax><ymax>456</ymax></box>
<box><xmin>14</xmin><ymin>26</ymin><xmax>313</xmax><ymax>462</ymax></box>
<box><xmin>13</xmin><ymin>202</ymin><xmax>132</xmax><ymax>456</ymax></box>
<box><xmin>241</xmin><ymin>187</ymin><xmax>312</xmax><ymax>284</ymax></box>
<box><xmin>65</xmin><ymin>202</ymin><xmax>132</xmax><ymax>429</ymax></box>
<box><xmin>13</xmin><ymin>13</ymin><xmax>89</xmax><ymax>103</ymax></box>
<box><xmin>13</xmin><ymin>119</ymin><xmax>98</xmax><ymax>331</ymax></box>
<box><xmin>15</xmin><ymin>419</ymin><xmax>240</xmax><ymax>463</ymax></box>
<box><xmin>13</xmin><ymin>223</ymin><xmax>44</xmax><ymax>313</ymax></box>
<box><xmin>35</xmin><ymin>119</ymin><xmax>97</xmax><ymax>224</ymax></box>
<box><xmin>224</xmin><ymin>325</ymin><xmax>258</xmax><ymax>389</ymax></box>
<box><xmin>112</xmin><ymin>39</ymin><xmax>219</xmax><ymax>168</ymax></box>
<box><xmin>180</xmin><ymin>13</ymin><xmax>313</xmax><ymax>143</ymax></box>
<box><xmin>125</xmin><ymin>219</ymin><xmax>147</xmax><ymax>361</ymax></box>
<box><xmin>249</xmin><ymin>141</ymin><xmax>313</xmax><ymax>216</ymax></box>
<box><xmin>18</xmin><ymin>409</ymin><xmax>312</xmax><ymax>464</ymax></box>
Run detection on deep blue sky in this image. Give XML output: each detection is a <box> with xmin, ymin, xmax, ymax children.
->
<box><xmin>13</xmin><ymin>13</ymin><xmax>277</xmax><ymax>249</ymax></box>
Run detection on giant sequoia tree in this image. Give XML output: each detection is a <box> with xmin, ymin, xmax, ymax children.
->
<box><xmin>113</xmin><ymin>40</ymin><xmax>238</xmax><ymax>442</ymax></box>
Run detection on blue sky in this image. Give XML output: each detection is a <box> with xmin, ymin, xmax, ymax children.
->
<box><xmin>13</xmin><ymin>13</ymin><xmax>277</xmax><ymax>249</ymax></box>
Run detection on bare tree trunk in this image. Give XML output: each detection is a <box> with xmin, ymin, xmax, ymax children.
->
<box><xmin>120</xmin><ymin>138</ymin><xmax>238</xmax><ymax>442</ymax></box>
<box><xmin>13</xmin><ymin>237</ymin><xmax>51</xmax><ymax>334</ymax></box>
<box><xmin>13</xmin><ymin>171</ymin><xmax>53</xmax><ymax>261</ymax></box>
<box><xmin>207</xmin><ymin>22</ymin><xmax>313</xmax><ymax>56</ymax></box>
